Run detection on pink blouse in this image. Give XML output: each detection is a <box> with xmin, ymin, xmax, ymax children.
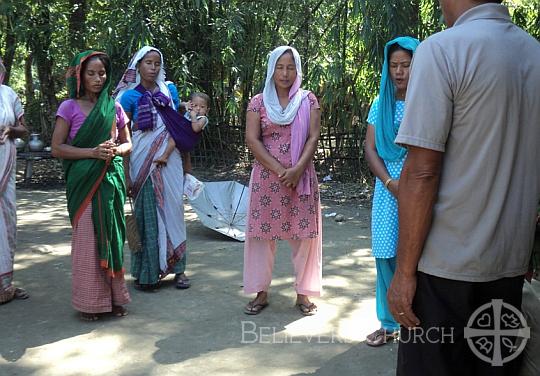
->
<box><xmin>56</xmin><ymin>100</ymin><xmax>129</xmax><ymax>143</ymax></box>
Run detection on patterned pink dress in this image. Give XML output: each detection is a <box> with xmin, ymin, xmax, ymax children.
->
<box><xmin>246</xmin><ymin>93</ymin><xmax>321</xmax><ymax>240</ymax></box>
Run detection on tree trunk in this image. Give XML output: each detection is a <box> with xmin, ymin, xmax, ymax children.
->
<box><xmin>207</xmin><ymin>0</ymin><xmax>214</xmax><ymax>101</ymax></box>
<box><xmin>2</xmin><ymin>15</ymin><xmax>17</xmax><ymax>86</ymax></box>
<box><xmin>35</xmin><ymin>53</ymin><xmax>57</xmax><ymax>138</ymax></box>
<box><xmin>68</xmin><ymin>0</ymin><xmax>87</xmax><ymax>52</ymax></box>
<box><xmin>29</xmin><ymin>2</ymin><xmax>58</xmax><ymax>138</ymax></box>
<box><xmin>24</xmin><ymin>53</ymin><xmax>35</xmax><ymax>102</ymax></box>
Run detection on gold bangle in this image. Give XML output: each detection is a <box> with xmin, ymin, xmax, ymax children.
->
<box><xmin>384</xmin><ymin>178</ymin><xmax>392</xmax><ymax>189</ymax></box>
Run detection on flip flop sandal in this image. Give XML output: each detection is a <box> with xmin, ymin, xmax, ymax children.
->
<box><xmin>14</xmin><ymin>288</ymin><xmax>29</xmax><ymax>300</ymax></box>
<box><xmin>174</xmin><ymin>274</ymin><xmax>191</xmax><ymax>289</ymax></box>
<box><xmin>296</xmin><ymin>302</ymin><xmax>317</xmax><ymax>316</ymax></box>
<box><xmin>0</xmin><ymin>287</ymin><xmax>29</xmax><ymax>305</ymax></box>
<box><xmin>175</xmin><ymin>279</ymin><xmax>191</xmax><ymax>289</ymax></box>
<box><xmin>366</xmin><ymin>328</ymin><xmax>398</xmax><ymax>347</ymax></box>
<box><xmin>244</xmin><ymin>301</ymin><xmax>269</xmax><ymax>315</ymax></box>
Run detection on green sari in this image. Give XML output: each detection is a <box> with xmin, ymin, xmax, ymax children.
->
<box><xmin>63</xmin><ymin>50</ymin><xmax>126</xmax><ymax>276</ymax></box>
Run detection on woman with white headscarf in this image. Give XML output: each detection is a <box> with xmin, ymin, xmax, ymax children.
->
<box><xmin>243</xmin><ymin>46</ymin><xmax>322</xmax><ymax>316</ymax></box>
<box><xmin>0</xmin><ymin>58</ymin><xmax>29</xmax><ymax>304</ymax></box>
<box><xmin>115</xmin><ymin>46</ymin><xmax>192</xmax><ymax>290</ymax></box>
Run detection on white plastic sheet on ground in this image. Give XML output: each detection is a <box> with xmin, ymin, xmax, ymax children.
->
<box><xmin>188</xmin><ymin>181</ymin><xmax>248</xmax><ymax>241</ymax></box>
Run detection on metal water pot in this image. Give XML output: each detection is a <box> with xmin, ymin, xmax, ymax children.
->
<box><xmin>13</xmin><ymin>138</ymin><xmax>26</xmax><ymax>151</ymax></box>
<box><xmin>28</xmin><ymin>133</ymin><xmax>44</xmax><ymax>152</ymax></box>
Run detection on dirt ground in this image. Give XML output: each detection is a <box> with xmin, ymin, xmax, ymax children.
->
<box><xmin>0</xmin><ymin>179</ymin><xmax>401</xmax><ymax>376</ymax></box>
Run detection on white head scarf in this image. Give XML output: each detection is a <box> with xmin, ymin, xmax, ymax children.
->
<box><xmin>263</xmin><ymin>46</ymin><xmax>309</xmax><ymax>125</ymax></box>
<box><xmin>113</xmin><ymin>46</ymin><xmax>170</xmax><ymax>102</ymax></box>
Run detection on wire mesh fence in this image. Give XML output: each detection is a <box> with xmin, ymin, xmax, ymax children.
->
<box><xmin>191</xmin><ymin>120</ymin><xmax>372</xmax><ymax>185</ymax></box>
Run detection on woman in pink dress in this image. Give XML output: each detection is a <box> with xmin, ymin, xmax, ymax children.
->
<box><xmin>243</xmin><ymin>46</ymin><xmax>322</xmax><ymax>316</ymax></box>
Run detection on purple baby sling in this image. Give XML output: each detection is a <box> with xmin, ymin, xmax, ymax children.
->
<box><xmin>135</xmin><ymin>84</ymin><xmax>200</xmax><ymax>152</ymax></box>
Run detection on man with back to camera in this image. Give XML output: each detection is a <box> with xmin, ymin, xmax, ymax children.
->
<box><xmin>387</xmin><ymin>0</ymin><xmax>540</xmax><ymax>374</ymax></box>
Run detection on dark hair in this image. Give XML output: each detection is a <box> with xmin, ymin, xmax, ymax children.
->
<box><xmin>190</xmin><ymin>92</ymin><xmax>210</xmax><ymax>106</ymax></box>
<box><xmin>80</xmin><ymin>54</ymin><xmax>110</xmax><ymax>94</ymax></box>
<box><xmin>388</xmin><ymin>43</ymin><xmax>413</xmax><ymax>61</ymax></box>
<box><xmin>281</xmin><ymin>49</ymin><xmax>294</xmax><ymax>56</ymax></box>
<box><xmin>137</xmin><ymin>49</ymin><xmax>162</xmax><ymax>67</ymax></box>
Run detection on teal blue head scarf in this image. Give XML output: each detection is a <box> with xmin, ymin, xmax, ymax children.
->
<box><xmin>375</xmin><ymin>36</ymin><xmax>420</xmax><ymax>161</ymax></box>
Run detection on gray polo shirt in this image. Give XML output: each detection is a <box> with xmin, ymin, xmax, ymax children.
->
<box><xmin>396</xmin><ymin>4</ymin><xmax>540</xmax><ymax>282</ymax></box>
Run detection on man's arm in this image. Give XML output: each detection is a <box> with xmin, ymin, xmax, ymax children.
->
<box><xmin>387</xmin><ymin>145</ymin><xmax>443</xmax><ymax>328</ymax></box>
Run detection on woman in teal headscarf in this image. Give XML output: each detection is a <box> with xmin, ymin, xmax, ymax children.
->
<box><xmin>52</xmin><ymin>51</ymin><xmax>132</xmax><ymax>321</ymax></box>
<box><xmin>363</xmin><ymin>36</ymin><xmax>420</xmax><ymax>346</ymax></box>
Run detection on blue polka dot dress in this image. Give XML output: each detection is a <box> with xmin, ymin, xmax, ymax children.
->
<box><xmin>367</xmin><ymin>98</ymin><xmax>406</xmax><ymax>259</ymax></box>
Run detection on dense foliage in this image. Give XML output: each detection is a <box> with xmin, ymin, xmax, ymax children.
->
<box><xmin>1</xmin><ymin>0</ymin><xmax>538</xmax><ymax>180</ymax></box>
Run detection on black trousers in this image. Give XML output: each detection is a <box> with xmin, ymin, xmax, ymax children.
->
<box><xmin>397</xmin><ymin>272</ymin><xmax>525</xmax><ymax>376</ymax></box>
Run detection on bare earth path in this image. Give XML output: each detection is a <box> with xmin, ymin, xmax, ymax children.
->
<box><xmin>0</xmin><ymin>187</ymin><xmax>397</xmax><ymax>376</ymax></box>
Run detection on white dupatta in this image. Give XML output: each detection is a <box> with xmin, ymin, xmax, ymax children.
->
<box><xmin>262</xmin><ymin>46</ymin><xmax>309</xmax><ymax>125</ymax></box>
<box><xmin>0</xmin><ymin>84</ymin><xmax>23</xmax><ymax>292</ymax></box>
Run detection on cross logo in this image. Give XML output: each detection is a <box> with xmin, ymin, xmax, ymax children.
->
<box><xmin>464</xmin><ymin>299</ymin><xmax>530</xmax><ymax>366</ymax></box>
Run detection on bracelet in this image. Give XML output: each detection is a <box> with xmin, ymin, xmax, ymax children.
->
<box><xmin>384</xmin><ymin>178</ymin><xmax>393</xmax><ymax>189</ymax></box>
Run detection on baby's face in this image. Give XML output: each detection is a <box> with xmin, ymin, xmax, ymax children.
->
<box><xmin>191</xmin><ymin>97</ymin><xmax>209</xmax><ymax>116</ymax></box>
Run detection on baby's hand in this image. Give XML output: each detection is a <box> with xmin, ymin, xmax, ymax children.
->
<box><xmin>154</xmin><ymin>154</ymin><xmax>168</xmax><ymax>168</ymax></box>
<box><xmin>186</xmin><ymin>101</ymin><xmax>197</xmax><ymax>116</ymax></box>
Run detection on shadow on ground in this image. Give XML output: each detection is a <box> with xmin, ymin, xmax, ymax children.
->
<box><xmin>0</xmin><ymin>187</ymin><xmax>397</xmax><ymax>376</ymax></box>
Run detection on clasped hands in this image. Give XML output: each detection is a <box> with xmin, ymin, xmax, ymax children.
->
<box><xmin>278</xmin><ymin>166</ymin><xmax>303</xmax><ymax>188</ymax></box>
<box><xmin>93</xmin><ymin>139</ymin><xmax>120</xmax><ymax>161</ymax></box>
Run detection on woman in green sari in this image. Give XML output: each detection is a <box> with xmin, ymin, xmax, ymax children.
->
<box><xmin>52</xmin><ymin>51</ymin><xmax>132</xmax><ymax>321</ymax></box>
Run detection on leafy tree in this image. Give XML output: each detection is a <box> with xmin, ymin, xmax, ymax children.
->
<box><xmin>1</xmin><ymin>0</ymin><xmax>538</xmax><ymax>181</ymax></box>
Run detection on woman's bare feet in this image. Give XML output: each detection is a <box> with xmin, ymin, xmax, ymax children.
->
<box><xmin>80</xmin><ymin>312</ymin><xmax>99</xmax><ymax>321</ymax></box>
<box><xmin>112</xmin><ymin>305</ymin><xmax>128</xmax><ymax>317</ymax></box>
<box><xmin>244</xmin><ymin>291</ymin><xmax>269</xmax><ymax>315</ymax></box>
<box><xmin>295</xmin><ymin>294</ymin><xmax>317</xmax><ymax>316</ymax></box>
